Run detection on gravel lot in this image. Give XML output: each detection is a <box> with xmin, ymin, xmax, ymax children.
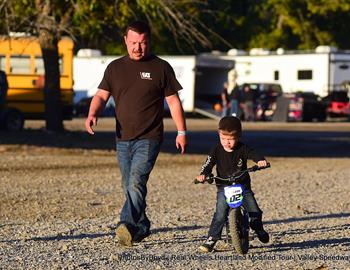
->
<box><xmin>0</xmin><ymin>118</ymin><xmax>349</xmax><ymax>270</ymax></box>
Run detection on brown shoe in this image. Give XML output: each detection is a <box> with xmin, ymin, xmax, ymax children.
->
<box><xmin>198</xmin><ymin>237</ymin><xmax>217</xmax><ymax>253</ymax></box>
<box><xmin>115</xmin><ymin>224</ymin><xmax>133</xmax><ymax>247</ymax></box>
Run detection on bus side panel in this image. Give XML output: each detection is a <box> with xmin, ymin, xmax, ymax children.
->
<box><xmin>0</xmin><ymin>37</ymin><xmax>74</xmax><ymax>120</ymax></box>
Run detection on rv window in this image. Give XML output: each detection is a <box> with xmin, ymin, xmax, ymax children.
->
<box><xmin>297</xmin><ymin>70</ymin><xmax>312</xmax><ymax>80</ymax></box>
<box><xmin>339</xmin><ymin>64</ymin><xmax>349</xmax><ymax>70</ymax></box>
<box><xmin>274</xmin><ymin>70</ymin><xmax>279</xmax><ymax>81</ymax></box>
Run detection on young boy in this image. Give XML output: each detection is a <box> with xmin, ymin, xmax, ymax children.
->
<box><xmin>196</xmin><ymin>116</ymin><xmax>269</xmax><ymax>253</ymax></box>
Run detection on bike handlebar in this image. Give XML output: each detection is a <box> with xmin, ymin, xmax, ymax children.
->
<box><xmin>193</xmin><ymin>163</ymin><xmax>271</xmax><ymax>185</ymax></box>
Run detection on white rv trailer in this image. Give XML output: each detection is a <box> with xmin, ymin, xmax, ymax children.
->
<box><xmin>224</xmin><ymin>46</ymin><xmax>350</xmax><ymax>97</ymax></box>
<box><xmin>73</xmin><ymin>53</ymin><xmax>234</xmax><ymax>117</ymax></box>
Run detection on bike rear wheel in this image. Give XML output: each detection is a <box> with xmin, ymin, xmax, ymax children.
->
<box><xmin>228</xmin><ymin>207</ymin><xmax>249</xmax><ymax>255</ymax></box>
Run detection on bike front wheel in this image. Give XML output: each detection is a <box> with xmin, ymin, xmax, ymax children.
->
<box><xmin>228</xmin><ymin>207</ymin><xmax>249</xmax><ymax>255</ymax></box>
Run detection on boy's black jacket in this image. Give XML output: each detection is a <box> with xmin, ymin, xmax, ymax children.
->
<box><xmin>199</xmin><ymin>141</ymin><xmax>265</xmax><ymax>190</ymax></box>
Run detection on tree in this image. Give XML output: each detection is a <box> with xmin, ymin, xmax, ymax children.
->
<box><xmin>72</xmin><ymin>0</ymin><xmax>231</xmax><ymax>54</ymax></box>
<box><xmin>1</xmin><ymin>0</ymin><xmax>221</xmax><ymax>131</ymax></box>
<box><xmin>1</xmin><ymin>0</ymin><xmax>74</xmax><ymax>131</ymax></box>
<box><xmin>36</xmin><ymin>1</ymin><xmax>74</xmax><ymax>131</ymax></box>
<box><xmin>249</xmin><ymin>0</ymin><xmax>350</xmax><ymax>50</ymax></box>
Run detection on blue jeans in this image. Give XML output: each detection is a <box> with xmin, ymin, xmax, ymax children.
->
<box><xmin>221</xmin><ymin>105</ymin><xmax>229</xmax><ymax>118</ymax></box>
<box><xmin>208</xmin><ymin>187</ymin><xmax>263</xmax><ymax>240</ymax></box>
<box><xmin>116</xmin><ymin>138</ymin><xmax>161</xmax><ymax>239</ymax></box>
<box><xmin>230</xmin><ymin>99</ymin><xmax>242</xmax><ymax>118</ymax></box>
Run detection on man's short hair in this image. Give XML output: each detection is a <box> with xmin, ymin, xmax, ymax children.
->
<box><xmin>126</xmin><ymin>21</ymin><xmax>151</xmax><ymax>37</ymax></box>
<box><xmin>218</xmin><ymin>116</ymin><xmax>242</xmax><ymax>136</ymax></box>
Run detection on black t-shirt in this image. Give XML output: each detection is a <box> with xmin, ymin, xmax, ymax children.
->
<box><xmin>98</xmin><ymin>55</ymin><xmax>182</xmax><ymax>141</ymax></box>
<box><xmin>230</xmin><ymin>86</ymin><xmax>240</xmax><ymax>100</ymax></box>
<box><xmin>222</xmin><ymin>88</ymin><xmax>229</xmax><ymax>103</ymax></box>
<box><xmin>241</xmin><ymin>89</ymin><xmax>255</xmax><ymax>102</ymax></box>
<box><xmin>199</xmin><ymin>141</ymin><xmax>265</xmax><ymax>190</ymax></box>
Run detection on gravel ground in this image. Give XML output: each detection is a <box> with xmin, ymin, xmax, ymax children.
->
<box><xmin>0</xmin><ymin>118</ymin><xmax>349</xmax><ymax>270</ymax></box>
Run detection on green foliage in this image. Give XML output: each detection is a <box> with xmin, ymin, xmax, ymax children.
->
<box><xmin>1</xmin><ymin>0</ymin><xmax>350</xmax><ymax>53</ymax></box>
<box><xmin>253</xmin><ymin>0</ymin><xmax>350</xmax><ymax>50</ymax></box>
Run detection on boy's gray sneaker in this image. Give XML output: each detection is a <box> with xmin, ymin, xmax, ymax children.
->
<box><xmin>198</xmin><ymin>237</ymin><xmax>217</xmax><ymax>253</ymax></box>
<box><xmin>256</xmin><ymin>229</ymin><xmax>269</xmax><ymax>243</ymax></box>
<box><xmin>115</xmin><ymin>223</ymin><xmax>133</xmax><ymax>247</ymax></box>
<box><xmin>133</xmin><ymin>231</ymin><xmax>151</xmax><ymax>243</ymax></box>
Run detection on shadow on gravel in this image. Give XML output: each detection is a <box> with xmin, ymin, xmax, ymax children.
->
<box><xmin>252</xmin><ymin>213</ymin><xmax>350</xmax><ymax>253</ymax></box>
<box><xmin>2</xmin><ymin>226</ymin><xmax>205</xmax><ymax>244</ymax></box>
<box><xmin>139</xmin><ymin>225</ymin><xmax>206</xmax><ymax>246</ymax></box>
<box><xmin>30</xmin><ymin>232</ymin><xmax>114</xmax><ymax>242</ymax></box>
<box><xmin>265</xmin><ymin>212</ymin><xmax>350</xmax><ymax>225</ymax></box>
<box><xmin>151</xmin><ymin>225</ymin><xmax>204</xmax><ymax>234</ymax></box>
<box><xmin>0</xmin><ymin>231</ymin><xmax>115</xmax><ymax>244</ymax></box>
<box><xmin>0</xmin><ymin>130</ymin><xmax>116</xmax><ymax>151</ymax></box>
<box><xmin>143</xmin><ymin>236</ymin><xmax>206</xmax><ymax>246</ymax></box>
<box><xmin>261</xmin><ymin>237</ymin><xmax>350</xmax><ymax>253</ymax></box>
<box><xmin>1</xmin><ymin>129</ymin><xmax>349</xmax><ymax>157</ymax></box>
<box><xmin>272</xmin><ymin>224</ymin><xmax>350</xmax><ymax>238</ymax></box>
<box><xmin>163</xmin><ymin>130</ymin><xmax>350</xmax><ymax>157</ymax></box>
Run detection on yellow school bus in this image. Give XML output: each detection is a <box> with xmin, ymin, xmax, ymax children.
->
<box><xmin>0</xmin><ymin>36</ymin><xmax>74</xmax><ymax>124</ymax></box>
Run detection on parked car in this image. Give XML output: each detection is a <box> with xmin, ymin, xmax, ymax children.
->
<box><xmin>253</xmin><ymin>83</ymin><xmax>282</xmax><ymax>121</ymax></box>
<box><xmin>283</xmin><ymin>92</ymin><xmax>327</xmax><ymax>122</ymax></box>
<box><xmin>322</xmin><ymin>90</ymin><xmax>349</xmax><ymax>118</ymax></box>
<box><xmin>72</xmin><ymin>96</ymin><xmax>115</xmax><ymax>117</ymax></box>
<box><xmin>237</xmin><ymin>83</ymin><xmax>283</xmax><ymax>121</ymax></box>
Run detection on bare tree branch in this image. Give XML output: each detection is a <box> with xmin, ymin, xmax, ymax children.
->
<box><xmin>151</xmin><ymin>1</ymin><xmax>205</xmax><ymax>51</ymax></box>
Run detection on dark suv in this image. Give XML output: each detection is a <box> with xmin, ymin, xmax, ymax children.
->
<box><xmin>273</xmin><ymin>92</ymin><xmax>327</xmax><ymax>122</ymax></box>
<box><xmin>239</xmin><ymin>83</ymin><xmax>283</xmax><ymax>121</ymax></box>
<box><xmin>322</xmin><ymin>90</ymin><xmax>349</xmax><ymax>118</ymax></box>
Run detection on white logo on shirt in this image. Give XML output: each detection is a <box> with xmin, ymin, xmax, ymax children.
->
<box><xmin>237</xmin><ymin>158</ymin><xmax>243</xmax><ymax>167</ymax></box>
<box><xmin>200</xmin><ymin>155</ymin><xmax>212</xmax><ymax>174</ymax></box>
<box><xmin>140</xmin><ymin>72</ymin><xmax>152</xmax><ymax>80</ymax></box>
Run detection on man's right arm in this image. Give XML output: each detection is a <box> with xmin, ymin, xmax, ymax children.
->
<box><xmin>85</xmin><ymin>89</ymin><xmax>111</xmax><ymax>134</ymax></box>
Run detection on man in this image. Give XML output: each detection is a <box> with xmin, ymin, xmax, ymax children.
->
<box><xmin>0</xmin><ymin>70</ymin><xmax>8</xmax><ymax>109</ymax></box>
<box><xmin>85</xmin><ymin>21</ymin><xmax>187</xmax><ymax>247</ymax></box>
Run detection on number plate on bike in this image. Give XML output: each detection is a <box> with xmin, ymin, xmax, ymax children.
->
<box><xmin>224</xmin><ymin>184</ymin><xmax>244</xmax><ymax>208</ymax></box>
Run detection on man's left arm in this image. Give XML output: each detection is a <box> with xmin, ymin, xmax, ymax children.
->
<box><xmin>165</xmin><ymin>93</ymin><xmax>187</xmax><ymax>154</ymax></box>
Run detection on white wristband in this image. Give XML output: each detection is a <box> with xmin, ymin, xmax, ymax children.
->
<box><xmin>177</xmin><ymin>130</ymin><xmax>186</xmax><ymax>136</ymax></box>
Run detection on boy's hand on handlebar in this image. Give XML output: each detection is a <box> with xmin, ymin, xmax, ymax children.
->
<box><xmin>257</xmin><ymin>160</ymin><xmax>268</xmax><ymax>167</ymax></box>
<box><xmin>196</xmin><ymin>175</ymin><xmax>206</xmax><ymax>183</ymax></box>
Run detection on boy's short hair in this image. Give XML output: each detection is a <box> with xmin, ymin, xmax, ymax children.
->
<box><xmin>218</xmin><ymin>116</ymin><xmax>242</xmax><ymax>136</ymax></box>
<box><xmin>126</xmin><ymin>21</ymin><xmax>151</xmax><ymax>37</ymax></box>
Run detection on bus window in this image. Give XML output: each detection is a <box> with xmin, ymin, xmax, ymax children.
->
<box><xmin>59</xmin><ymin>57</ymin><xmax>63</xmax><ymax>74</ymax></box>
<box><xmin>34</xmin><ymin>57</ymin><xmax>44</xmax><ymax>74</ymax></box>
<box><xmin>10</xmin><ymin>55</ymin><xmax>31</xmax><ymax>74</ymax></box>
<box><xmin>34</xmin><ymin>56</ymin><xmax>63</xmax><ymax>74</ymax></box>
<box><xmin>0</xmin><ymin>55</ymin><xmax>5</xmax><ymax>71</ymax></box>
